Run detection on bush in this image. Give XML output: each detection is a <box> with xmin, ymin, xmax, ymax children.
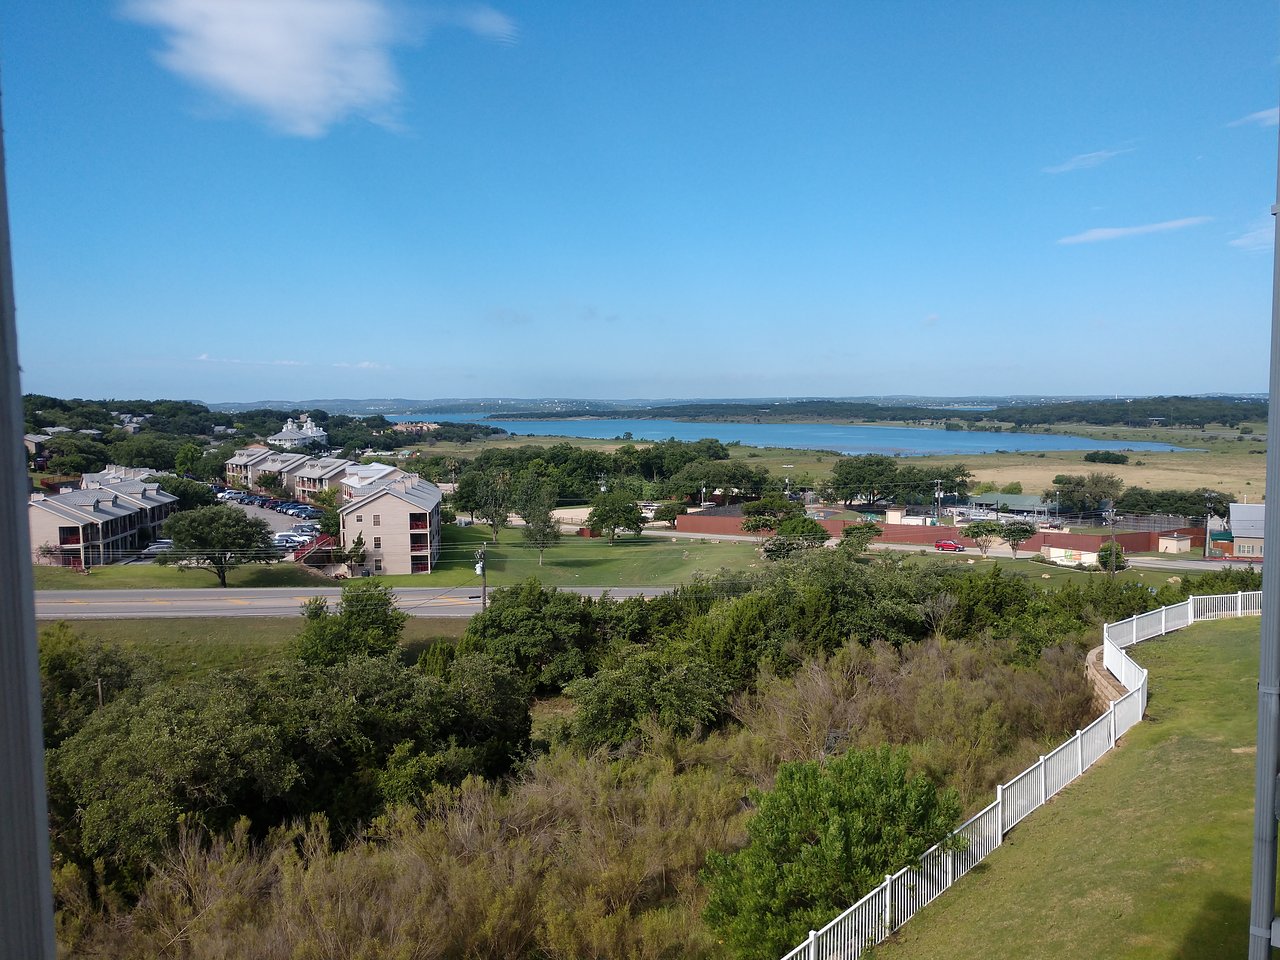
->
<box><xmin>702</xmin><ymin>746</ymin><xmax>960</xmax><ymax>960</ymax></box>
<box><xmin>1084</xmin><ymin>451</ymin><xmax>1129</xmax><ymax>464</ymax></box>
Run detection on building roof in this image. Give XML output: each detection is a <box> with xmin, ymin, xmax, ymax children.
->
<box><xmin>340</xmin><ymin>462</ymin><xmax>402</xmax><ymax>493</ymax></box>
<box><xmin>24</xmin><ymin>433</ymin><xmax>50</xmax><ymax>443</ymax></box>
<box><xmin>31</xmin><ymin>489</ymin><xmax>139</xmax><ymax>525</ymax></box>
<box><xmin>268</xmin><ymin>416</ymin><xmax>328</xmax><ymax>445</ymax></box>
<box><xmin>81</xmin><ymin>464</ymin><xmax>161</xmax><ymax>486</ymax></box>
<box><xmin>339</xmin><ymin>475</ymin><xmax>442</xmax><ymax>516</ymax></box>
<box><xmin>253</xmin><ymin>451</ymin><xmax>312</xmax><ymax>475</ymax></box>
<box><xmin>967</xmin><ymin>492</ymin><xmax>1054</xmax><ymax>511</ymax></box>
<box><xmin>293</xmin><ymin>457</ymin><xmax>354</xmax><ymax>481</ymax></box>
<box><xmin>227</xmin><ymin>446</ymin><xmax>274</xmax><ymax>467</ymax></box>
<box><xmin>1230</xmin><ymin>502</ymin><xmax>1265</xmax><ymax>539</ymax></box>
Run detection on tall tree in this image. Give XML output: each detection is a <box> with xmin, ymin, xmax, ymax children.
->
<box><xmin>587</xmin><ymin>489</ymin><xmax>645</xmax><ymax>543</ymax></box>
<box><xmin>1000</xmin><ymin>520</ymin><xmax>1038</xmax><ymax>559</ymax></box>
<box><xmin>963</xmin><ymin>519</ymin><xmax>1004</xmax><ymax>558</ymax></box>
<box><xmin>515</xmin><ymin>475</ymin><xmax>561</xmax><ymax>565</ymax></box>
<box><xmin>293</xmin><ymin>579</ymin><xmax>408</xmax><ymax>666</ymax></box>
<box><xmin>156</xmin><ymin>505</ymin><xmax>274</xmax><ymax>586</ymax></box>
<box><xmin>476</xmin><ymin>469</ymin><xmax>513</xmax><ymax>543</ymax></box>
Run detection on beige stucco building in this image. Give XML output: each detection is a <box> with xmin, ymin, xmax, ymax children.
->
<box><xmin>339</xmin><ymin>475</ymin><xmax>442</xmax><ymax>575</ymax></box>
<box><xmin>30</xmin><ymin>480</ymin><xmax>177</xmax><ymax>568</ymax></box>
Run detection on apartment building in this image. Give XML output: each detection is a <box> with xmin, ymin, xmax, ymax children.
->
<box><xmin>30</xmin><ymin>481</ymin><xmax>177</xmax><ymax>568</ymax></box>
<box><xmin>247</xmin><ymin>451</ymin><xmax>312</xmax><ymax>491</ymax></box>
<box><xmin>291</xmin><ymin>457</ymin><xmax>354</xmax><ymax>502</ymax></box>
<box><xmin>339</xmin><ymin>475</ymin><xmax>442</xmax><ymax>575</ymax></box>
<box><xmin>224</xmin><ymin>445</ymin><xmax>273</xmax><ymax>487</ymax></box>
<box><xmin>268</xmin><ymin>415</ymin><xmax>328</xmax><ymax>450</ymax></box>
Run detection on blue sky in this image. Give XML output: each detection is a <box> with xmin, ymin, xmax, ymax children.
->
<box><xmin>2</xmin><ymin>1</ymin><xmax>1277</xmax><ymax>402</ymax></box>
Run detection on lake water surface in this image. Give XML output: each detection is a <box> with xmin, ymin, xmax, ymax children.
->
<box><xmin>391</xmin><ymin>414</ymin><xmax>1187</xmax><ymax>457</ymax></box>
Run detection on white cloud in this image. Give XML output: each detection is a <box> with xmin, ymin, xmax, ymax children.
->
<box><xmin>1057</xmin><ymin>216</ymin><xmax>1211</xmax><ymax>245</ymax></box>
<box><xmin>452</xmin><ymin>5</ymin><xmax>518</xmax><ymax>44</ymax></box>
<box><xmin>196</xmin><ymin>353</ymin><xmax>307</xmax><ymax>366</ymax></box>
<box><xmin>332</xmin><ymin>360</ymin><xmax>390</xmax><ymax>369</ymax></box>
<box><xmin>1042</xmin><ymin>147</ymin><xmax>1134</xmax><ymax>175</ymax></box>
<box><xmin>1227</xmin><ymin>107</ymin><xmax>1279</xmax><ymax>128</ymax></box>
<box><xmin>122</xmin><ymin>0</ymin><xmax>517</xmax><ymax>137</ymax></box>
<box><xmin>1230</xmin><ymin>221</ymin><xmax>1275</xmax><ymax>252</ymax></box>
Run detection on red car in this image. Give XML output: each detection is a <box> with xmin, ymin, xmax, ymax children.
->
<box><xmin>934</xmin><ymin>539</ymin><xmax>966</xmax><ymax>552</ymax></box>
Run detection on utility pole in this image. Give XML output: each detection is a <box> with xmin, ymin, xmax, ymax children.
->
<box><xmin>1248</xmin><ymin>120</ymin><xmax>1280</xmax><ymax>960</ymax></box>
<box><xmin>0</xmin><ymin>84</ymin><xmax>57</xmax><ymax>959</ymax></box>
<box><xmin>933</xmin><ymin>478</ymin><xmax>943</xmax><ymax>524</ymax></box>
<box><xmin>474</xmin><ymin>543</ymin><xmax>487</xmax><ymax>611</ymax></box>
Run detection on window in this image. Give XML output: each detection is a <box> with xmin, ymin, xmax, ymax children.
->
<box><xmin>355</xmin><ymin>515</ymin><xmax>363</xmax><ymax>523</ymax></box>
<box><xmin>374</xmin><ymin>558</ymin><xmax>382</xmax><ymax>571</ymax></box>
<box><xmin>373</xmin><ymin>537</ymin><xmax>381</xmax><ymax>549</ymax></box>
<box><xmin>373</xmin><ymin>514</ymin><xmax>380</xmax><ymax>526</ymax></box>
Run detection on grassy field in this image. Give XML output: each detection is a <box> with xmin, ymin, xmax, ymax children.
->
<box><xmin>32</xmin><ymin>562</ymin><xmax>333</xmax><ymax>591</ymax></box>
<box><xmin>39</xmin><ymin>616</ymin><xmax>471</xmax><ymax>678</ymax></box>
<box><xmin>880</xmin><ymin>617</ymin><xmax>1262</xmax><ymax>960</ymax></box>
<box><xmin>376</xmin><ymin>523</ymin><xmax>762</xmax><ymax>588</ymax></box>
<box><xmin>406</xmin><ymin>422</ymin><xmax>1268</xmax><ymax>501</ymax></box>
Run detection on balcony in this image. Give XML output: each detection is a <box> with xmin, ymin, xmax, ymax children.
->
<box><xmin>409</xmin><ymin>520</ymin><xmax>429</xmax><ymax>530</ymax></box>
<box><xmin>58</xmin><ymin>530</ymin><xmax>81</xmax><ymax>546</ymax></box>
<box><xmin>410</xmin><ymin>540</ymin><xmax>430</xmax><ymax>553</ymax></box>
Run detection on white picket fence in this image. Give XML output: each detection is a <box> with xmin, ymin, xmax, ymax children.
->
<box><xmin>777</xmin><ymin>590</ymin><xmax>1262</xmax><ymax>960</ymax></box>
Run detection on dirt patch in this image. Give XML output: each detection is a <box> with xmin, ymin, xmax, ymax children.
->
<box><xmin>1231</xmin><ymin>746</ymin><xmax>1257</xmax><ymax>755</ymax></box>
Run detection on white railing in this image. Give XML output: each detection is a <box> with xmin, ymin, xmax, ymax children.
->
<box><xmin>776</xmin><ymin>590</ymin><xmax>1262</xmax><ymax>959</ymax></box>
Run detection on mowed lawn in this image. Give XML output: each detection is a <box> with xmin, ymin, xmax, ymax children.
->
<box><xmin>881</xmin><ymin>617</ymin><xmax>1262</xmax><ymax>960</ymax></box>
<box><xmin>375</xmin><ymin>524</ymin><xmax>762</xmax><ymax>588</ymax></box>
<box><xmin>33</xmin><ymin>562</ymin><xmax>332</xmax><ymax>591</ymax></box>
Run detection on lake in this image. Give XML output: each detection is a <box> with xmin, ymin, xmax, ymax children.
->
<box><xmin>389</xmin><ymin>414</ymin><xmax>1188</xmax><ymax>457</ymax></box>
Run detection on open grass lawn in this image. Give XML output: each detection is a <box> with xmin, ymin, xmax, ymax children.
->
<box><xmin>40</xmin><ymin>616</ymin><xmax>470</xmax><ymax>678</ymax></box>
<box><xmin>881</xmin><ymin>617</ymin><xmax>1263</xmax><ymax>960</ymax></box>
<box><xmin>374</xmin><ymin>523</ymin><xmax>762</xmax><ymax>588</ymax></box>
<box><xmin>33</xmin><ymin>561</ymin><xmax>333</xmax><ymax>591</ymax></box>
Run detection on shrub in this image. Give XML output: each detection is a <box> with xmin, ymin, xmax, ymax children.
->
<box><xmin>702</xmin><ymin>746</ymin><xmax>960</xmax><ymax>960</ymax></box>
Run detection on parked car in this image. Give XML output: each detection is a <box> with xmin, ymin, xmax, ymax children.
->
<box><xmin>934</xmin><ymin>539</ymin><xmax>966</xmax><ymax>552</ymax></box>
<box><xmin>141</xmin><ymin>539</ymin><xmax>173</xmax><ymax>557</ymax></box>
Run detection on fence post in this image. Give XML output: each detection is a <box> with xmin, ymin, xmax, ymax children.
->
<box><xmin>946</xmin><ymin>849</ymin><xmax>954</xmax><ymax>888</ymax></box>
<box><xmin>1237</xmin><ymin>590</ymin><xmax>1244</xmax><ymax>617</ymax></box>
<box><xmin>1038</xmin><ymin>755</ymin><xmax>1046</xmax><ymax>805</ymax></box>
<box><xmin>1075</xmin><ymin>729</ymin><xmax>1083</xmax><ymax>777</ymax></box>
<box><xmin>884</xmin><ymin>874</ymin><xmax>893</xmax><ymax>929</ymax></box>
<box><xmin>1161</xmin><ymin>606</ymin><xmax>1166</xmax><ymax>635</ymax></box>
<box><xmin>807</xmin><ymin>928</ymin><xmax>817</xmax><ymax>960</ymax></box>
<box><xmin>1109</xmin><ymin>701</ymin><xmax>1116</xmax><ymax>747</ymax></box>
<box><xmin>996</xmin><ymin>783</ymin><xmax>1004</xmax><ymax>836</ymax></box>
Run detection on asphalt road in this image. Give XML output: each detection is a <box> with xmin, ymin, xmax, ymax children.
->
<box><xmin>34</xmin><ymin>585</ymin><xmax>668</xmax><ymax>620</ymax></box>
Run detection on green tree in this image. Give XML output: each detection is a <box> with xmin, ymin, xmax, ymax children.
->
<box><xmin>157</xmin><ymin>505</ymin><xmax>274</xmax><ymax>586</ymax></box>
<box><xmin>1045</xmin><ymin>472</ymin><xmax>1123</xmax><ymax>515</ymax></box>
<box><xmin>763</xmin><ymin>515</ymin><xmax>829</xmax><ymax>560</ymax></box>
<box><xmin>293</xmin><ymin>579</ymin><xmax>408</xmax><ymax>667</ymax></box>
<box><xmin>588</xmin><ymin>489</ymin><xmax>645</xmax><ymax>543</ymax></box>
<box><xmin>840</xmin><ymin>520</ymin><xmax>882</xmax><ymax>555</ymax></box>
<box><xmin>149</xmin><ymin>474</ymin><xmax>216</xmax><ymax>511</ymax></box>
<box><xmin>1000</xmin><ymin>519</ymin><xmax>1038</xmax><ymax>559</ymax></box>
<box><xmin>38</xmin><ymin>622</ymin><xmax>155</xmax><ymax>749</ymax></box>
<box><xmin>567</xmin><ymin>644</ymin><xmax>732</xmax><ymax>748</ymax></box>
<box><xmin>1098</xmin><ymin>541</ymin><xmax>1127</xmax><ymax>572</ymax></box>
<box><xmin>999</xmin><ymin>480</ymin><xmax>1023</xmax><ymax>494</ymax></box>
<box><xmin>308</xmin><ymin>486</ymin><xmax>342</xmax><ymax>538</ymax></box>
<box><xmin>828</xmin><ymin>454</ymin><xmax>901</xmax><ymax>506</ymax></box>
<box><xmin>702</xmin><ymin>747</ymin><xmax>960</xmax><ymax>960</ymax></box>
<box><xmin>476</xmin><ymin>469</ymin><xmax>513</xmax><ymax>543</ymax></box>
<box><xmin>174</xmin><ymin>442</ymin><xmax>202</xmax><ymax>477</ymax></box>
<box><xmin>515</xmin><ymin>475</ymin><xmax>561</xmax><ymax>565</ymax></box>
<box><xmin>963</xmin><ymin>519</ymin><xmax>1004</xmax><ymax>558</ymax></box>
<box><xmin>652</xmin><ymin>501</ymin><xmax>687</xmax><ymax>528</ymax></box>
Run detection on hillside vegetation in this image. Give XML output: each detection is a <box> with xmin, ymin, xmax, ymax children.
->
<box><xmin>881</xmin><ymin>617</ymin><xmax>1260</xmax><ymax>959</ymax></box>
<box><xmin>43</xmin><ymin>559</ymin><xmax>1260</xmax><ymax>959</ymax></box>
